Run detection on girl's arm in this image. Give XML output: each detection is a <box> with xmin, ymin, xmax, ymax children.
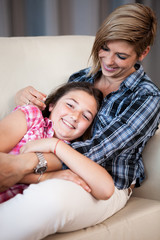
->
<box><xmin>21</xmin><ymin>138</ymin><xmax>115</xmax><ymax>200</ymax></box>
<box><xmin>0</xmin><ymin>109</ymin><xmax>27</xmax><ymax>152</ymax></box>
<box><xmin>0</xmin><ymin>109</ymin><xmax>88</xmax><ymax>191</ymax></box>
<box><xmin>0</xmin><ymin>110</ymin><xmax>62</xmax><ymax>190</ymax></box>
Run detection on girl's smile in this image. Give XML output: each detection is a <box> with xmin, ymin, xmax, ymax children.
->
<box><xmin>61</xmin><ymin>118</ymin><xmax>75</xmax><ymax>129</ymax></box>
<box><xmin>49</xmin><ymin>90</ymin><xmax>98</xmax><ymax>141</ymax></box>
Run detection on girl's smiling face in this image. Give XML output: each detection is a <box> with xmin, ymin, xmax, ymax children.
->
<box><xmin>99</xmin><ymin>40</ymin><xmax>145</xmax><ymax>81</ymax></box>
<box><xmin>49</xmin><ymin>90</ymin><xmax>98</xmax><ymax>141</ymax></box>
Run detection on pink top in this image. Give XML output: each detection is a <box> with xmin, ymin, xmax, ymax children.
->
<box><xmin>0</xmin><ymin>105</ymin><xmax>71</xmax><ymax>204</ymax></box>
<box><xmin>9</xmin><ymin>105</ymin><xmax>54</xmax><ymax>155</ymax></box>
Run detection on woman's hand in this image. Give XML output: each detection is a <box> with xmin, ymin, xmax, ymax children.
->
<box><xmin>20</xmin><ymin>170</ymin><xmax>91</xmax><ymax>193</ymax></box>
<box><xmin>15</xmin><ymin>86</ymin><xmax>47</xmax><ymax>110</ymax></box>
<box><xmin>42</xmin><ymin>169</ymin><xmax>92</xmax><ymax>193</ymax></box>
<box><xmin>0</xmin><ymin>152</ymin><xmax>27</xmax><ymax>192</ymax></box>
<box><xmin>0</xmin><ymin>152</ymin><xmax>40</xmax><ymax>192</ymax></box>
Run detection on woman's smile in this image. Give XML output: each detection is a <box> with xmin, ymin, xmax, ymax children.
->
<box><xmin>102</xmin><ymin>61</ymin><xmax>118</xmax><ymax>72</ymax></box>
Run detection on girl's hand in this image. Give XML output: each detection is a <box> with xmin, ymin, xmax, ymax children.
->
<box><xmin>15</xmin><ymin>86</ymin><xmax>47</xmax><ymax>110</ymax></box>
<box><xmin>43</xmin><ymin>169</ymin><xmax>91</xmax><ymax>193</ymax></box>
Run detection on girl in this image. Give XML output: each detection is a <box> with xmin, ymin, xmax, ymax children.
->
<box><xmin>0</xmin><ymin>81</ymin><xmax>104</xmax><ymax>203</ymax></box>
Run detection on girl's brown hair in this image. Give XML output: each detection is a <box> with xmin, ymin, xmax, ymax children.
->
<box><xmin>42</xmin><ymin>82</ymin><xmax>103</xmax><ymax>140</ymax></box>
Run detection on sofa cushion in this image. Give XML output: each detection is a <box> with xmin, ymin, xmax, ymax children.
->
<box><xmin>44</xmin><ymin>197</ymin><xmax>160</xmax><ymax>240</ymax></box>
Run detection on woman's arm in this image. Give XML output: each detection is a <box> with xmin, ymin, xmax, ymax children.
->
<box><xmin>0</xmin><ymin>151</ymin><xmax>64</xmax><ymax>192</ymax></box>
<box><xmin>21</xmin><ymin>138</ymin><xmax>115</xmax><ymax>200</ymax></box>
<box><xmin>0</xmin><ymin>152</ymin><xmax>36</xmax><ymax>192</ymax></box>
<box><xmin>20</xmin><ymin>169</ymin><xmax>92</xmax><ymax>193</ymax></box>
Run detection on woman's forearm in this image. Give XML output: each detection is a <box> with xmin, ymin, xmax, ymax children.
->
<box><xmin>0</xmin><ymin>152</ymin><xmax>37</xmax><ymax>191</ymax></box>
<box><xmin>0</xmin><ymin>151</ymin><xmax>62</xmax><ymax>191</ymax></box>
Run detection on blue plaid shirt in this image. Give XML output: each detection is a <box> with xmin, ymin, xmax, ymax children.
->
<box><xmin>69</xmin><ymin>64</ymin><xmax>160</xmax><ymax>189</ymax></box>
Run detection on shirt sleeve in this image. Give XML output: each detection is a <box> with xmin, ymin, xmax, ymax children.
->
<box><xmin>68</xmin><ymin>68</ymin><xmax>92</xmax><ymax>83</ymax></box>
<box><xmin>14</xmin><ymin>105</ymin><xmax>43</xmax><ymax>131</ymax></box>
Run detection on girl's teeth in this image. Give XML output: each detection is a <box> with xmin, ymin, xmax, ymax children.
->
<box><xmin>63</xmin><ymin>119</ymin><xmax>74</xmax><ymax>128</ymax></box>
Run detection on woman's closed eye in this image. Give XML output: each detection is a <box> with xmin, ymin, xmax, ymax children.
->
<box><xmin>101</xmin><ymin>44</ymin><xmax>128</xmax><ymax>60</ymax></box>
<box><xmin>101</xmin><ymin>45</ymin><xmax>109</xmax><ymax>51</ymax></box>
<box><xmin>117</xmin><ymin>54</ymin><xmax>127</xmax><ymax>60</ymax></box>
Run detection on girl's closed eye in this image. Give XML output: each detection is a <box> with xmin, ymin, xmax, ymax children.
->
<box><xmin>83</xmin><ymin>114</ymin><xmax>89</xmax><ymax>121</ymax></box>
<box><xmin>66</xmin><ymin>101</ymin><xmax>74</xmax><ymax>109</ymax></box>
<box><xmin>82</xmin><ymin>112</ymin><xmax>92</xmax><ymax>122</ymax></box>
<box><xmin>67</xmin><ymin>103</ymin><xmax>73</xmax><ymax>108</ymax></box>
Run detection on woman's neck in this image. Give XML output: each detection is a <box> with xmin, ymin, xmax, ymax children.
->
<box><xmin>94</xmin><ymin>75</ymin><xmax>122</xmax><ymax>97</ymax></box>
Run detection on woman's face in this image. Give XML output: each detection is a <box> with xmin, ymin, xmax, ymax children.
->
<box><xmin>98</xmin><ymin>40</ymin><xmax>141</xmax><ymax>81</ymax></box>
<box><xmin>49</xmin><ymin>90</ymin><xmax>98</xmax><ymax>141</ymax></box>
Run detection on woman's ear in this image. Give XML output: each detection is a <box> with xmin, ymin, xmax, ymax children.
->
<box><xmin>139</xmin><ymin>46</ymin><xmax>150</xmax><ymax>61</ymax></box>
<box><xmin>49</xmin><ymin>103</ymin><xmax>54</xmax><ymax>112</ymax></box>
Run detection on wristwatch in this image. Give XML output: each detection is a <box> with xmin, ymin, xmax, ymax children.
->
<box><xmin>34</xmin><ymin>152</ymin><xmax>48</xmax><ymax>174</ymax></box>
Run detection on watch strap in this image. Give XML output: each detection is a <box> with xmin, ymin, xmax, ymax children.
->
<box><xmin>34</xmin><ymin>152</ymin><xmax>47</xmax><ymax>174</ymax></box>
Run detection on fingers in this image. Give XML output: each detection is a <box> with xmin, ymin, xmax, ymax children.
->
<box><xmin>42</xmin><ymin>170</ymin><xmax>91</xmax><ymax>193</ymax></box>
<box><xmin>15</xmin><ymin>86</ymin><xmax>47</xmax><ymax>110</ymax></box>
<box><xmin>28</xmin><ymin>87</ymin><xmax>46</xmax><ymax>109</ymax></box>
<box><xmin>75</xmin><ymin>178</ymin><xmax>91</xmax><ymax>192</ymax></box>
<box><xmin>29</xmin><ymin>86</ymin><xmax>46</xmax><ymax>99</ymax></box>
<box><xmin>60</xmin><ymin>170</ymin><xmax>91</xmax><ymax>193</ymax></box>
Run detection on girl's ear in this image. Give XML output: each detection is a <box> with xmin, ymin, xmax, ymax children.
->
<box><xmin>139</xmin><ymin>46</ymin><xmax>150</xmax><ymax>61</ymax></box>
<box><xmin>49</xmin><ymin>103</ymin><xmax>54</xmax><ymax>112</ymax></box>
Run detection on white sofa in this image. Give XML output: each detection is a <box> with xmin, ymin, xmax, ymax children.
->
<box><xmin>0</xmin><ymin>36</ymin><xmax>160</xmax><ymax>240</ymax></box>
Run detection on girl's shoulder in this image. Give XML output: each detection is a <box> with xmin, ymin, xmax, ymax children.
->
<box><xmin>14</xmin><ymin>104</ymin><xmax>42</xmax><ymax>117</ymax></box>
<box><xmin>14</xmin><ymin>105</ymin><xmax>43</xmax><ymax>129</ymax></box>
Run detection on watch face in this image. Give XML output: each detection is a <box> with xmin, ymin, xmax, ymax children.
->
<box><xmin>34</xmin><ymin>152</ymin><xmax>48</xmax><ymax>174</ymax></box>
<box><xmin>36</xmin><ymin>166</ymin><xmax>47</xmax><ymax>174</ymax></box>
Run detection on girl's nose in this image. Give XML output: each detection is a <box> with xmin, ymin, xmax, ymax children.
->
<box><xmin>71</xmin><ymin>111</ymin><xmax>80</xmax><ymax>122</ymax></box>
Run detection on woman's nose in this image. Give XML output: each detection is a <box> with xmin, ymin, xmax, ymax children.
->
<box><xmin>105</xmin><ymin>54</ymin><xmax>115</xmax><ymax>65</ymax></box>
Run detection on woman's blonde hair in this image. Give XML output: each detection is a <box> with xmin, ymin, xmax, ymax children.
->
<box><xmin>90</xmin><ymin>3</ymin><xmax>157</xmax><ymax>75</ymax></box>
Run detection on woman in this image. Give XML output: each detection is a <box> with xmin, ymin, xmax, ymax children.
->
<box><xmin>0</xmin><ymin>3</ymin><xmax>160</xmax><ymax>240</ymax></box>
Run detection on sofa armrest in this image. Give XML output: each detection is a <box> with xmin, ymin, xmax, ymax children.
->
<box><xmin>132</xmin><ymin>126</ymin><xmax>160</xmax><ymax>201</ymax></box>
